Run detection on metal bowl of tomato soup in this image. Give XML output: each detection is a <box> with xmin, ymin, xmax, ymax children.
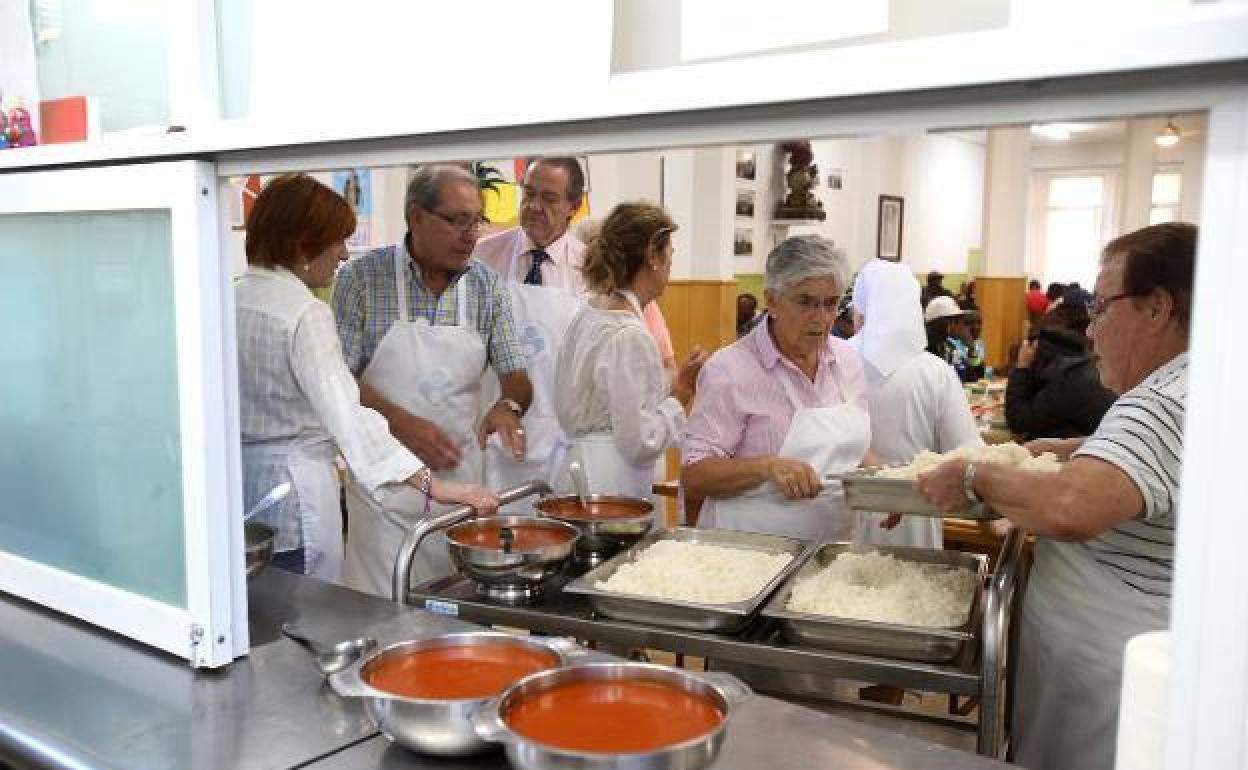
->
<box><xmin>328</xmin><ymin>632</ymin><xmax>584</xmax><ymax>756</ymax></box>
<box><xmin>534</xmin><ymin>495</ymin><xmax>654</xmax><ymax>568</ymax></box>
<box><xmin>472</xmin><ymin>662</ymin><xmax>751</xmax><ymax>769</ymax></box>
<box><xmin>445</xmin><ymin>516</ymin><xmax>580</xmax><ymax>603</ymax></box>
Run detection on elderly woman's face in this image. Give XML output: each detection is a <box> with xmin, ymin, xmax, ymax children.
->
<box><xmin>767</xmin><ymin>276</ymin><xmax>841</xmax><ymax>354</ymax></box>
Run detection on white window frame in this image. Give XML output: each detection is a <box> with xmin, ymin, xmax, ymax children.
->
<box><xmin>1026</xmin><ymin>167</ymin><xmax>1121</xmax><ymax>286</ymax></box>
<box><xmin>0</xmin><ymin>161</ymin><xmax>245</xmax><ymax>668</ymax></box>
<box><xmin>1150</xmin><ymin>163</ymin><xmax>1185</xmax><ymax>224</ymax></box>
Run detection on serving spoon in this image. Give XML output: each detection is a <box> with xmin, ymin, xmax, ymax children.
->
<box><xmin>567</xmin><ymin>459</ymin><xmax>593</xmax><ymax>513</ymax></box>
<box><xmin>281</xmin><ymin>623</ymin><xmax>377</xmax><ymax>677</ymax></box>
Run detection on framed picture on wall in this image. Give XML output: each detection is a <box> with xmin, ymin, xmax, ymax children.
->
<box><xmin>877</xmin><ymin>194</ymin><xmax>904</xmax><ymax>261</ymax></box>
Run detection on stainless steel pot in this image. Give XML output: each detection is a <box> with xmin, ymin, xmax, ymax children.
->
<box><xmin>472</xmin><ymin>662</ymin><xmax>751</xmax><ymax>769</ymax></box>
<box><xmin>445</xmin><ymin>515</ymin><xmax>580</xmax><ymax>603</ymax></box>
<box><xmin>534</xmin><ymin>495</ymin><xmax>654</xmax><ymax>568</ymax></box>
<box><xmin>328</xmin><ymin>631</ymin><xmax>585</xmax><ymax>756</ymax></box>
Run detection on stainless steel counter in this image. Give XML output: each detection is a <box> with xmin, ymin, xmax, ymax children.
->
<box><xmin>0</xmin><ymin>568</ymin><xmax>1011</xmax><ymax>770</ymax></box>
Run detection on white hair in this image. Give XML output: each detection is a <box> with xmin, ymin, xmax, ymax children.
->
<box><xmin>404</xmin><ymin>164</ymin><xmax>478</xmax><ymax>213</ymax></box>
<box><xmin>764</xmin><ymin>235</ymin><xmax>850</xmax><ymax>296</ymax></box>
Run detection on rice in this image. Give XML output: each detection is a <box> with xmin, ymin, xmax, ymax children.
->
<box><xmin>874</xmin><ymin>442</ymin><xmax>1062</xmax><ymax>480</ymax></box>
<box><xmin>786</xmin><ymin>550</ymin><xmax>976</xmax><ymax>627</ymax></box>
<box><xmin>596</xmin><ymin>540</ymin><xmax>793</xmax><ymax>604</ymax></box>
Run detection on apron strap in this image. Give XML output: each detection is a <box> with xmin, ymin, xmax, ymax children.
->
<box><xmin>393</xmin><ymin>245</ymin><xmax>411</xmax><ymax>324</ymax></box>
<box><xmin>456</xmin><ymin>272</ymin><xmax>470</xmax><ymax>331</ymax></box>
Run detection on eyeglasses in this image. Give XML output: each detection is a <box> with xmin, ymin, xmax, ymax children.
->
<box><xmin>426</xmin><ymin>208</ymin><xmax>487</xmax><ymax>234</ymax></box>
<box><xmin>786</xmin><ymin>292</ymin><xmax>842</xmax><ymax>315</ymax></box>
<box><xmin>1088</xmin><ymin>292</ymin><xmax>1136</xmax><ymax>323</ymax></box>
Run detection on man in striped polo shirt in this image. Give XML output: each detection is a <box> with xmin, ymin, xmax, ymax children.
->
<box><xmin>918</xmin><ymin>222</ymin><xmax>1196</xmax><ymax>770</ymax></box>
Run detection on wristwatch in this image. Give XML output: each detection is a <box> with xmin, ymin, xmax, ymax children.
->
<box><xmin>962</xmin><ymin>462</ymin><xmax>983</xmax><ymax>504</ymax></box>
<box><xmin>499</xmin><ymin>397</ymin><xmax>525</xmax><ymax>418</ymax></box>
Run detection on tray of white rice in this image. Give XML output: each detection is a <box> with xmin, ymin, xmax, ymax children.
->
<box><xmin>762</xmin><ymin>544</ymin><xmax>987</xmax><ymax>662</ymax></box>
<box><xmin>838</xmin><ymin>442</ymin><xmax>1063</xmax><ymax>520</ymax></box>
<box><xmin>562</xmin><ymin>527</ymin><xmax>809</xmax><ymax>633</ymax></box>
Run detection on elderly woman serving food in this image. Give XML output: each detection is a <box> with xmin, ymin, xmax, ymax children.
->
<box><xmin>682</xmin><ymin>235</ymin><xmax>875</xmax><ymax>541</ymax></box>
<box><xmin>917</xmin><ymin>222</ymin><xmax>1196</xmax><ymax>770</ymax></box>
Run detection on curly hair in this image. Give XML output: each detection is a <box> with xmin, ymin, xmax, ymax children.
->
<box><xmin>581</xmin><ymin>202</ymin><xmax>676</xmax><ymax>294</ymax></box>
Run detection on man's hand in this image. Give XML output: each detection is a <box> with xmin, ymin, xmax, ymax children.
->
<box><xmin>767</xmin><ymin>457</ymin><xmax>822</xmax><ymax>500</ymax></box>
<box><xmin>916</xmin><ymin>458</ymin><xmax>973</xmax><ymax>513</ymax></box>
<box><xmin>390</xmin><ymin>410</ymin><xmax>462</xmax><ymax>471</ymax></box>
<box><xmin>1024</xmin><ymin>437</ymin><xmax>1082</xmax><ymax>460</ymax></box>
<box><xmin>1016</xmin><ymin>338</ymin><xmax>1038</xmax><ymax>369</ymax></box>
<box><xmin>478</xmin><ymin>401</ymin><xmax>526</xmax><ymax>461</ymax></box>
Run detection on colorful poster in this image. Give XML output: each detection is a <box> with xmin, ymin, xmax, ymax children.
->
<box><xmin>333</xmin><ymin>169</ymin><xmax>372</xmax><ymax>249</ymax></box>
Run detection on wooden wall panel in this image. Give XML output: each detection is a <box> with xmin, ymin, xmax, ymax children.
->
<box><xmin>976</xmin><ymin>276</ymin><xmax>1028</xmax><ymax>371</ymax></box>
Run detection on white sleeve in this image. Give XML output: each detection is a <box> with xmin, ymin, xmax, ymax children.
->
<box><xmin>594</xmin><ymin>326</ymin><xmax>686</xmax><ymax>466</ymax></box>
<box><xmin>290</xmin><ymin>302</ymin><xmax>424</xmax><ymax>497</ymax></box>
<box><xmin>934</xmin><ymin>363</ymin><xmax>984</xmax><ymax>452</ymax></box>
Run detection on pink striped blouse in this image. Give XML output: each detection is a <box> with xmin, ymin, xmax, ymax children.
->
<box><xmin>681</xmin><ymin>317</ymin><xmax>867</xmax><ymax>466</ymax></box>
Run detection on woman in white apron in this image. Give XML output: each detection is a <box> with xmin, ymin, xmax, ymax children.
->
<box><xmin>480</xmin><ymin>247</ymin><xmax>583</xmax><ymax>511</ymax></box>
<box><xmin>847</xmin><ymin>259</ymin><xmax>981</xmax><ymax>549</ymax></box>
<box><xmin>682</xmin><ymin>235</ymin><xmax>874</xmax><ymax>543</ymax></box>
<box><xmin>552</xmin><ymin>202</ymin><xmax>705</xmax><ymax>502</ymax></box>
<box><xmin>237</xmin><ymin>174</ymin><xmax>477</xmax><ymax>582</ymax></box>
<box><xmin>342</xmin><ymin>249</ymin><xmax>499</xmax><ymax>596</ymax></box>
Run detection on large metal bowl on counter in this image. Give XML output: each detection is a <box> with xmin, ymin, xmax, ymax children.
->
<box><xmin>761</xmin><ymin>542</ymin><xmax>988</xmax><ymax>663</ymax></box>
<box><xmin>472</xmin><ymin>662</ymin><xmax>751</xmax><ymax>770</ymax></box>
<box><xmin>244</xmin><ymin>521</ymin><xmax>275</xmax><ymax>579</ymax></box>
<box><xmin>328</xmin><ymin>631</ymin><xmax>586</xmax><ymax>756</ymax></box>
<box><xmin>534</xmin><ymin>494</ymin><xmax>654</xmax><ymax>567</ymax></box>
<box><xmin>563</xmin><ymin>527</ymin><xmax>808</xmax><ymax>634</ymax></box>
<box><xmin>445</xmin><ymin>515</ymin><xmax>581</xmax><ymax>603</ymax></box>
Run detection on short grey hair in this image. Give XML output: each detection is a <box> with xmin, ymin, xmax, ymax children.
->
<box><xmin>764</xmin><ymin>235</ymin><xmax>850</xmax><ymax>296</ymax></box>
<box><xmin>404</xmin><ymin>163</ymin><xmax>479</xmax><ymax>214</ymax></box>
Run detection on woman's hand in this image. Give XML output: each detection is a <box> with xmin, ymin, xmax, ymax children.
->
<box><xmin>1016</xmin><ymin>339</ymin><xmax>1038</xmax><ymax>369</ymax></box>
<box><xmin>672</xmin><ymin>346</ymin><xmax>709</xmax><ymax>408</ymax></box>
<box><xmin>767</xmin><ymin>457</ymin><xmax>823</xmax><ymax>500</ymax></box>
<box><xmin>429</xmin><ymin>478</ymin><xmax>500</xmax><ymax>516</ymax></box>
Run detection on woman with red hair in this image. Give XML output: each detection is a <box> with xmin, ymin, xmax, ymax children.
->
<box><xmin>236</xmin><ymin>174</ymin><xmax>496</xmax><ymax>581</ymax></box>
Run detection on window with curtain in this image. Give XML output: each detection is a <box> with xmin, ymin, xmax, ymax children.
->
<box><xmin>1149</xmin><ymin>170</ymin><xmax>1183</xmax><ymax>225</ymax></box>
<box><xmin>1043</xmin><ymin>175</ymin><xmax>1106</xmax><ymax>290</ymax></box>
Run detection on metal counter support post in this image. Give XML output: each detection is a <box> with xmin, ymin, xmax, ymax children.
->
<box><xmin>387</xmin><ymin>480</ymin><xmax>553</xmax><ymax>604</ymax></box>
<box><xmin>977</xmin><ymin>526</ymin><xmax>1027</xmax><ymax>758</ymax></box>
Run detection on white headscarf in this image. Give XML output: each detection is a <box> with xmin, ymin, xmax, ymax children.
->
<box><xmin>849</xmin><ymin>259</ymin><xmax>928</xmax><ymax>377</ymax></box>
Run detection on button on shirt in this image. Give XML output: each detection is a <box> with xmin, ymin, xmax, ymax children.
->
<box><xmin>682</xmin><ymin>317</ymin><xmax>867</xmax><ymax>466</ymax></box>
<box><xmin>332</xmin><ymin>239</ymin><xmax>526</xmax><ymax>377</ymax></box>
<box><xmin>235</xmin><ymin>266</ymin><xmax>423</xmax><ymax>495</ymax></box>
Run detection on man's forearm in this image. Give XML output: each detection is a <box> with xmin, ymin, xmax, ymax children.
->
<box><xmin>499</xmin><ymin>372</ymin><xmax>533</xmax><ymax>411</ymax></box>
<box><xmin>360</xmin><ymin>381</ymin><xmax>402</xmax><ymax>424</ymax></box>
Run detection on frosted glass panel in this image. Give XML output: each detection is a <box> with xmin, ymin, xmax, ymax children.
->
<box><xmin>0</xmin><ymin>210</ymin><xmax>186</xmax><ymax>608</ymax></box>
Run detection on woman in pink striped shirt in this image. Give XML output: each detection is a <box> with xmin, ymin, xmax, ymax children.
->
<box><xmin>682</xmin><ymin>236</ymin><xmax>875</xmax><ymax>542</ymax></box>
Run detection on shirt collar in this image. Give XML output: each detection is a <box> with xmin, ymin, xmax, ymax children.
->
<box><xmin>521</xmin><ymin>227</ymin><xmax>572</xmax><ymax>258</ymax></box>
<box><xmin>750</xmin><ymin>314</ymin><xmax>841</xmax><ymax>373</ymax></box>
<box><xmin>247</xmin><ymin>264</ymin><xmax>310</xmax><ymax>291</ymax></box>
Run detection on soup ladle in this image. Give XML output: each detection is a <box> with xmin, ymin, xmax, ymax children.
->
<box><xmin>282</xmin><ymin>622</ymin><xmax>377</xmax><ymax>676</ymax></box>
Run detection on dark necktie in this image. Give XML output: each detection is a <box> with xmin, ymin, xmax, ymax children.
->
<box><xmin>524</xmin><ymin>249</ymin><xmax>549</xmax><ymax>286</ymax></box>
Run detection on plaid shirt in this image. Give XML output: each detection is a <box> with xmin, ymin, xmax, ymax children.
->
<box><xmin>331</xmin><ymin>239</ymin><xmax>526</xmax><ymax>377</ymax></box>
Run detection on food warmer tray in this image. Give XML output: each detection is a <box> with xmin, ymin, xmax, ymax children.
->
<box><xmin>761</xmin><ymin>542</ymin><xmax>988</xmax><ymax>663</ymax></box>
<box><xmin>562</xmin><ymin>527</ymin><xmax>808</xmax><ymax>634</ymax></box>
<box><xmin>836</xmin><ymin>466</ymin><xmax>1000</xmax><ymax>520</ymax></box>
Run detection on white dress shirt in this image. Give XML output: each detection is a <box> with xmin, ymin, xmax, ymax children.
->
<box><xmin>473</xmin><ymin>226</ymin><xmax>586</xmax><ymax>292</ymax></box>
<box><xmin>235</xmin><ymin>266</ymin><xmax>422</xmax><ymax>496</ymax></box>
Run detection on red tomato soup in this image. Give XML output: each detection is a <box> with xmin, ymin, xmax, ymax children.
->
<box><xmin>365</xmin><ymin>643</ymin><xmax>556</xmax><ymax>699</ymax></box>
<box><xmin>542</xmin><ymin>500</ymin><xmax>648</xmax><ymax>521</ymax></box>
<box><xmin>451</xmin><ymin>522</ymin><xmax>573</xmax><ymax>551</ymax></box>
<box><xmin>505</xmin><ymin>679</ymin><xmax>724</xmax><ymax>753</ymax></box>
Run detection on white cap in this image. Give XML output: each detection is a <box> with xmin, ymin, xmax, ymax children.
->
<box><xmin>924</xmin><ymin>295</ymin><xmax>971</xmax><ymax>323</ymax></box>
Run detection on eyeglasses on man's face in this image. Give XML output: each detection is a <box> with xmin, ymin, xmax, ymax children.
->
<box><xmin>426</xmin><ymin>208</ymin><xmax>487</xmax><ymax>234</ymax></box>
<box><xmin>786</xmin><ymin>292</ymin><xmax>842</xmax><ymax>315</ymax></box>
<box><xmin>1088</xmin><ymin>292</ymin><xmax>1137</xmax><ymax>323</ymax></box>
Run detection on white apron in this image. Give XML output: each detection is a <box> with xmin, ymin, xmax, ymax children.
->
<box><xmin>702</xmin><ymin>369</ymin><xmax>870</xmax><ymax>542</ymax></box>
<box><xmin>1012</xmin><ymin>538</ymin><xmax>1168</xmax><ymax>770</ymax></box>
<box><xmin>481</xmin><ymin>249</ymin><xmax>582</xmax><ymax>512</ymax></box>
<box><xmin>342</xmin><ymin>249</ymin><xmax>487</xmax><ymax>597</ymax></box>
<box><xmin>242</xmin><ymin>434</ymin><xmax>341</xmax><ymax>581</ymax></box>
<box><xmin>554</xmin><ymin>289</ymin><xmax>661</xmax><ymax>505</ymax></box>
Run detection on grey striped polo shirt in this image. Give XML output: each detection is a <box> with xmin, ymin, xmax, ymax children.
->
<box><xmin>1075</xmin><ymin>352</ymin><xmax>1188</xmax><ymax>598</ymax></box>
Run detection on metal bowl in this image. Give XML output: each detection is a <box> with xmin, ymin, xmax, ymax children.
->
<box><xmin>472</xmin><ymin>662</ymin><xmax>750</xmax><ymax>769</ymax></box>
<box><xmin>445</xmin><ymin>516</ymin><xmax>580</xmax><ymax>603</ymax></box>
<box><xmin>328</xmin><ymin>632</ymin><xmax>585</xmax><ymax>756</ymax></box>
<box><xmin>244</xmin><ymin>521</ymin><xmax>275</xmax><ymax>579</ymax></box>
<box><xmin>534</xmin><ymin>495</ymin><xmax>654</xmax><ymax>568</ymax></box>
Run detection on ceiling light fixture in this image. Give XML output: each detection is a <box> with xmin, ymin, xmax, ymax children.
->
<box><xmin>1030</xmin><ymin>123</ymin><xmax>1072</xmax><ymax>141</ymax></box>
<box><xmin>1155</xmin><ymin>118</ymin><xmax>1181</xmax><ymax>149</ymax></box>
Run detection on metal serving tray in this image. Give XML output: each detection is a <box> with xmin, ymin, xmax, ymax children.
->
<box><xmin>762</xmin><ymin>543</ymin><xmax>987</xmax><ymax>663</ymax></box>
<box><xmin>836</xmin><ymin>466</ymin><xmax>1000</xmax><ymax>520</ymax></box>
<box><xmin>562</xmin><ymin>527</ymin><xmax>809</xmax><ymax>634</ymax></box>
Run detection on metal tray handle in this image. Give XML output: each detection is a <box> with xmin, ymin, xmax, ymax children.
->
<box><xmin>326</xmin><ymin>665</ymin><xmax>371</xmax><ymax>699</ymax></box>
<box><xmin>540</xmin><ymin>637</ymin><xmax>590</xmax><ymax>659</ymax></box>
<box><xmin>470</xmin><ymin>699</ymin><xmax>510</xmax><ymax>743</ymax></box>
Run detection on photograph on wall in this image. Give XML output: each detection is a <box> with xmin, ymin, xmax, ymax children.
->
<box><xmin>333</xmin><ymin>169</ymin><xmax>372</xmax><ymax>249</ymax></box>
<box><xmin>827</xmin><ymin>168</ymin><xmax>845</xmax><ymax>191</ymax></box>
<box><xmin>877</xmin><ymin>194</ymin><xmax>904</xmax><ymax>261</ymax></box>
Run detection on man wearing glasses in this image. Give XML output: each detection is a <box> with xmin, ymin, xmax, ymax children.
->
<box><xmin>918</xmin><ymin>222</ymin><xmax>1197</xmax><ymax>770</ymax></box>
<box><xmin>331</xmin><ymin>163</ymin><xmax>532</xmax><ymax>596</ymax></box>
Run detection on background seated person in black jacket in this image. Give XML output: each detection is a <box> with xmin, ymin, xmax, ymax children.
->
<box><xmin>1006</xmin><ymin>302</ymin><xmax>1116</xmax><ymax>439</ymax></box>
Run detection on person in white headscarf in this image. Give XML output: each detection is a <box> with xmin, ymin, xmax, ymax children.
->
<box><xmin>849</xmin><ymin>259</ymin><xmax>982</xmax><ymax>548</ymax></box>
